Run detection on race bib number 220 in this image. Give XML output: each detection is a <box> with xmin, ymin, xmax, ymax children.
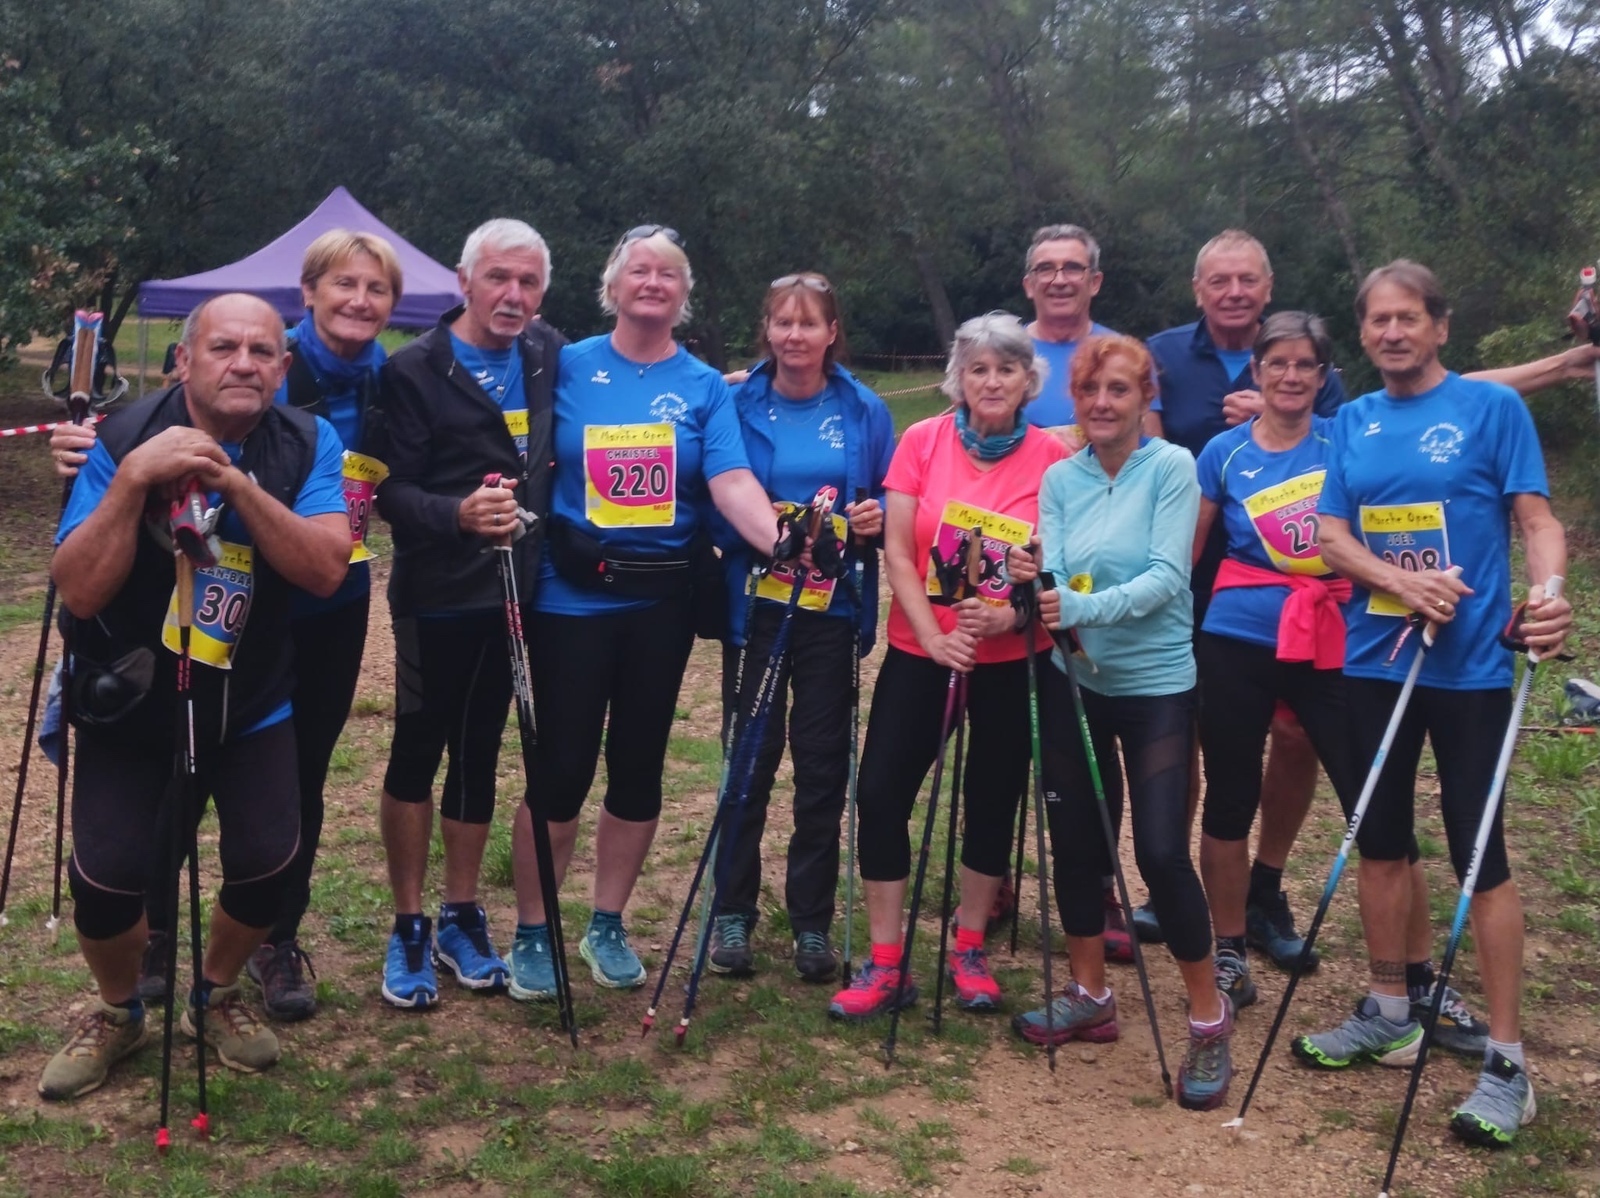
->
<box><xmin>584</xmin><ymin>424</ymin><xmax>676</xmax><ymax>528</ymax></box>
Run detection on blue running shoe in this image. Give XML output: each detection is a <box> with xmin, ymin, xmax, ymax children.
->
<box><xmin>509</xmin><ymin>925</ymin><xmax>557</xmax><ymax>1002</ymax></box>
<box><xmin>1131</xmin><ymin>900</ymin><xmax>1164</xmax><ymax>944</ymax></box>
<box><xmin>382</xmin><ymin>920</ymin><xmax>438</xmax><ymax>1009</ymax></box>
<box><xmin>1177</xmin><ymin>1000</ymin><xmax>1234</xmax><ymax>1112</ymax></box>
<box><xmin>580</xmin><ymin>913</ymin><xmax>647</xmax><ymax>989</ymax></box>
<box><xmin>1246</xmin><ymin>890</ymin><xmax>1319</xmax><ymax>972</ymax></box>
<box><xmin>434</xmin><ymin>905</ymin><xmax>508</xmax><ymax>991</ymax></box>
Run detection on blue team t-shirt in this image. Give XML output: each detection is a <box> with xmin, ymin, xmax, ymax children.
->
<box><xmin>57</xmin><ymin>414</ymin><xmax>348</xmax><ymax>732</ymax></box>
<box><xmin>1027</xmin><ymin>324</ymin><xmax>1163</xmax><ymax>429</ymax></box>
<box><xmin>449</xmin><ymin>332</ymin><xmax>528</xmax><ymax>460</ymax></box>
<box><xmin>537</xmin><ymin>336</ymin><xmax>750</xmax><ymax>616</ymax></box>
<box><xmin>1215</xmin><ymin>348</ymin><xmax>1253</xmax><ymax>382</ymax></box>
<box><xmin>1196</xmin><ymin>417</ymin><xmax>1338</xmax><ymax>648</ymax></box>
<box><xmin>1320</xmin><ymin>373</ymin><xmax>1548</xmax><ymax>690</ymax></box>
<box><xmin>757</xmin><ymin>386</ymin><xmax>855</xmax><ymax>623</ymax></box>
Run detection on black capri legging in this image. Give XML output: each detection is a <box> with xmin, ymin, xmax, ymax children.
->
<box><xmin>1345</xmin><ymin>678</ymin><xmax>1511</xmax><ymax>892</ymax></box>
<box><xmin>1041</xmin><ymin>680</ymin><xmax>1212</xmax><ymax>964</ymax></box>
<box><xmin>856</xmin><ymin>647</ymin><xmax>1051</xmax><ymax>882</ymax></box>
<box><xmin>527</xmin><ymin>595</ymin><xmax>697</xmax><ymax>825</ymax></box>
<box><xmin>69</xmin><ymin>720</ymin><xmax>301</xmax><ymax>940</ymax></box>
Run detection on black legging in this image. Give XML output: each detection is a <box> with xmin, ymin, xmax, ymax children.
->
<box><xmin>1196</xmin><ymin>631</ymin><xmax>1360</xmax><ymax>841</ymax></box>
<box><xmin>855</xmin><ymin>647</ymin><xmax>1046</xmax><ymax>883</ymax></box>
<box><xmin>1041</xmin><ymin>679</ymin><xmax>1211</xmax><ymax>964</ymax></box>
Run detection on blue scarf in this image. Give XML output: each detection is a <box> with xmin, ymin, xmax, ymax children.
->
<box><xmin>954</xmin><ymin>402</ymin><xmax>1028</xmax><ymax>460</ymax></box>
<box><xmin>291</xmin><ymin>314</ymin><xmax>386</xmax><ymax>451</ymax></box>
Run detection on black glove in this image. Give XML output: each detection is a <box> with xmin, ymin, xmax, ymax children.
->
<box><xmin>772</xmin><ymin>506</ymin><xmax>807</xmax><ymax>564</ymax></box>
<box><xmin>810</xmin><ymin>526</ymin><xmax>846</xmax><ymax>580</ymax></box>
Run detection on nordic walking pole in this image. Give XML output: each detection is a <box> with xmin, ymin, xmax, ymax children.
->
<box><xmin>931</xmin><ymin>527</ymin><xmax>985</xmax><ymax>1033</ymax></box>
<box><xmin>1023</xmin><ymin>595</ymin><xmax>1057</xmax><ymax>1071</ymax></box>
<box><xmin>1008</xmin><ymin>786</ymin><xmax>1026</xmax><ymax>955</ymax></box>
<box><xmin>1041</xmin><ymin>571</ymin><xmax>1173</xmax><ymax>1099</ymax></box>
<box><xmin>841</xmin><ymin>488</ymin><xmax>867</xmax><ymax>978</ymax></box>
<box><xmin>485</xmin><ymin>475</ymin><xmax>576</xmax><ymax>1044</ymax></box>
<box><xmin>1225</xmin><ymin>597</ymin><xmax>1452</xmax><ymax>1138</ymax></box>
<box><xmin>0</xmin><ymin>313</ymin><xmax>100</xmax><ymax>931</ymax></box>
<box><xmin>1377</xmin><ymin>577</ymin><xmax>1562</xmax><ymax>1198</ymax></box>
<box><xmin>678</xmin><ymin>490</ymin><xmax>837</xmax><ymax>1044</ymax></box>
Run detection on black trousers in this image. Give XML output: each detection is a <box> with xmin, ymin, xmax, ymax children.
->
<box><xmin>715</xmin><ymin>605</ymin><xmax>855</xmax><ymax>933</ymax></box>
<box><xmin>1041</xmin><ymin>680</ymin><xmax>1211</xmax><ymax>963</ymax></box>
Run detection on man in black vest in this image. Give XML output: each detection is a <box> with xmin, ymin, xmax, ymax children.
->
<box><xmin>39</xmin><ymin>293</ymin><xmax>350</xmax><ymax>1101</ymax></box>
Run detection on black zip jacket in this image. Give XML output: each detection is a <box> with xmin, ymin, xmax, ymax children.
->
<box><xmin>371</xmin><ymin>307</ymin><xmax>564</xmax><ymax>616</ymax></box>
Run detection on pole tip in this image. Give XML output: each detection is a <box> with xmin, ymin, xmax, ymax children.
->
<box><xmin>673</xmin><ymin>1022</ymin><xmax>688</xmax><ymax>1047</ymax></box>
<box><xmin>155</xmin><ymin>1127</ymin><xmax>171</xmax><ymax>1155</ymax></box>
<box><xmin>1222</xmin><ymin>1116</ymin><xmax>1243</xmax><ymax>1142</ymax></box>
<box><xmin>191</xmin><ymin>1113</ymin><xmax>210</xmax><ymax>1139</ymax></box>
<box><xmin>46</xmin><ymin>915</ymin><xmax>60</xmax><ymax>943</ymax></box>
<box><xmin>0</xmin><ymin>912</ymin><xmax>8</xmax><ymax>927</ymax></box>
<box><xmin>640</xmin><ymin>1014</ymin><xmax>654</xmax><ymax>1037</ymax></box>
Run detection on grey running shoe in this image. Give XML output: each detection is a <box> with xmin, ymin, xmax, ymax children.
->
<box><xmin>707</xmin><ymin>913</ymin><xmax>755</xmax><ymax>976</ymax></box>
<box><xmin>138</xmin><ymin>931</ymin><xmax>171</xmax><ymax>1005</ymax></box>
<box><xmin>1291</xmin><ymin>995</ymin><xmax>1421</xmax><ymax>1069</ymax></box>
<box><xmin>181</xmin><ymin>981</ymin><xmax>280</xmax><ymax>1072</ymax></box>
<box><xmin>1011</xmin><ymin>981</ymin><xmax>1119</xmax><ymax>1046</ymax></box>
<box><xmin>793</xmin><ymin>931</ymin><xmax>838</xmax><ymax>983</ymax></box>
<box><xmin>1177</xmin><ymin>999</ymin><xmax>1234</xmax><ymax>1111</ymax></box>
<box><xmin>1215</xmin><ymin>950</ymin><xmax>1258</xmax><ymax>1012</ymax></box>
<box><xmin>1450</xmin><ymin>1050</ymin><xmax>1536</xmax><ymax>1147</ymax></box>
<box><xmin>38</xmin><ymin>999</ymin><xmax>149</xmax><ymax>1100</ymax></box>
<box><xmin>1412</xmin><ymin>983</ymin><xmax>1489</xmax><ymax>1059</ymax></box>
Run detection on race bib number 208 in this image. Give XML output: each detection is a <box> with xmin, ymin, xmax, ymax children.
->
<box><xmin>1359</xmin><ymin>502</ymin><xmax>1450</xmax><ymax>616</ymax></box>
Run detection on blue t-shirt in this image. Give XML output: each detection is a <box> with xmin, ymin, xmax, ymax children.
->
<box><xmin>757</xmin><ymin>386</ymin><xmax>855</xmax><ymax>623</ymax></box>
<box><xmin>1196</xmin><ymin>417</ymin><xmax>1338</xmax><ymax>648</ymax></box>
<box><xmin>1320</xmin><ymin>373</ymin><xmax>1548</xmax><ymax>690</ymax></box>
<box><xmin>449</xmin><ymin>332</ymin><xmax>528</xmax><ymax>461</ymax></box>
<box><xmin>58</xmin><ymin>415</ymin><xmax>348</xmax><ymax>732</ymax></box>
<box><xmin>1215</xmin><ymin>348</ymin><xmax>1253</xmax><ymax>382</ymax></box>
<box><xmin>1028</xmin><ymin>325</ymin><xmax>1113</xmax><ymax>428</ymax></box>
<box><xmin>537</xmin><ymin>336</ymin><xmax>750</xmax><ymax>616</ymax></box>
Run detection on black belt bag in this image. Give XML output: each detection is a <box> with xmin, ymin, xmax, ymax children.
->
<box><xmin>547</xmin><ymin>516</ymin><xmax>695</xmax><ymax>600</ymax></box>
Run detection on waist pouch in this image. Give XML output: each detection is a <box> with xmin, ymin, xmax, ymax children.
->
<box><xmin>70</xmin><ymin>645</ymin><xmax>159</xmax><ymax>732</ymax></box>
<box><xmin>547</xmin><ymin>516</ymin><xmax>695</xmax><ymax>600</ymax></box>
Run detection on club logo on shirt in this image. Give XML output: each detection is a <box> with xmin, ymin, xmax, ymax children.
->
<box><xmin>1365</xmin><ymin>422</ymin><xmax>1382</xmax><ymax>436</ymax></box>
<box><xmin>1238</xmin><ymin>466</ymin><xmax>1263</xmax><ymax>479</ymax></box>
<box><xmin>818</xmin><ymin>414</ymin><xmax>845</xmax><ymax>449</ymax></box>
<box><xmin>591</xmin><ymin>370</ymin><xmax>611</xmax><ymax>385</ymax></box>
<box><xmin>1418</xmin><ymin>422</ymin><xmax>1464</xmax><ymax>464</ymax></box>
<box><xmin>650</xmin><ymin>392</ymin><xmax>690</xmax><ymax>425</ymax></box>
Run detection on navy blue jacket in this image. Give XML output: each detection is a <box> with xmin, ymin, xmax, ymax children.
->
<box><xmin>714</xmin><ymin>363</ymin><xmax>895</xmax><ymax>653</ymax></box>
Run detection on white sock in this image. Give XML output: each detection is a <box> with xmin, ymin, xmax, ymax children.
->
<box><xmin>1369</xmin><ymin>990</ymin><xmax>1411</xmax><ymax>1024</ymax></box>
<box><xmin>1487</xmin><ymin>1038</ymin><xmax>1526</xmax><ymax>1070</ymax></box>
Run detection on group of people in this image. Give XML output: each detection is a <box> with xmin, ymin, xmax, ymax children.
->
<box><xmin>33</xmin><ymin>214</ymin><xmax>1600</xmax><ymax>1152</ymax></box>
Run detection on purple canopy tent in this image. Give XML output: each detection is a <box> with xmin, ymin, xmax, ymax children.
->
<box><xmin>137</xmin><ymin>186</ymin><xmax>461</xmax><ymax>329</ymax></box>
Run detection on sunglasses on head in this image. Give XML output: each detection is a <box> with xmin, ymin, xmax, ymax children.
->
<box><xmin>622</xmin><ymin>224</ymin><xmax>686</xmax><ymax>249</ymax></box>
<box><xmin>771</xmin><ymin>274</ymin><xmax>832</xmax><ymax>293</ymax></box>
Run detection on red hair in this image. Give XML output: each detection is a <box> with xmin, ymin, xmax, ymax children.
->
<box><xmin>1069</xmin><ymin>334</ymin><xmax>1157</xmax><ymax>405</ymax></box>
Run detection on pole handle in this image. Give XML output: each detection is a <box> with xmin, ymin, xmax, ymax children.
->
<box><xmin>175</xmin><ymin>555</ymin><xmax>195</xmax><ymax>632</ymax></box>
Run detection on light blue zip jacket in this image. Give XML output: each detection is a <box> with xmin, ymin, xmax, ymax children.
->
<box><xmin>1038</xmin><ymin>438</ymin><xmax>1199</xmax><ymax>697</ymax></box>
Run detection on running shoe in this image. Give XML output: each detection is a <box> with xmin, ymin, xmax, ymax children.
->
<box><xmin>1412</xmin><ymin>982</ymin><xmax>1489</xmax><ymax>1059</ymax></box>
<box><xmin>1131</xmin><ymin>900</ymin><xmax>1164</xmax><ymax>944</ymax></box>
<box><xmin>508</xmin><ymin>924</ymin><xmax>557</xmax><ymax>1002</ymax></box>
<box><xmin>1177</xmin><ymin>1000</ymin><xmax>1234</xmax><ymax>1111</ymax></box>
<box><xmin>246</xmin><ymin>938</ymin><xmax>318</xmax><ymax>1022</ymax></box>
<box><xmin>1011</xmin><ymin>981</ymin><xmax>1119</xmax><ymax>1046</ymax></box>
<box><xmin>828</xmin><ymin>961</ymin><xmax>917</xmax><ymax>1021</ymax></box>
<box><xmin>948</xmin><ymin>945</ymin><xmax>1001</xmax><ymax>1011</ymax></box>
<box><xmin>382</xmin><ymin>922</ymin><xmax>439</xmax><ymax>1009</ymax></box>
<box><xmin>580</xmin><ymin>914</ymin><xmax>647</xmax><ymax>989</ymax></box>
<box><xmin>1246</xmin><ymin>889</ymin><xmax>1319</xmax><ymax>972</ymax></box>
<box><xmin>1104</xmin><ymin>889</ymin><xmax>1134</xmax><ymax>964</ymax></box>
<box><xmin>793</xmin><ymin>931</ymin><xmax>838</xmax><ymax>983</ymax></box>
<box><xmin>435</xmin><ymin>905</ymin><xmax>509</xmax><ymax>990</ymax></box>
<box><xmin>1215</xmin><ymin>950</ymin><xmax>1258</xmax><ymax>1012</ymax></box>
<box><xmin>1450</xmin><ymin>1050</ymin><xmax>1537</xmax><ymax>1147</ymax></box>
<box><xmin>139</xmin><ymin>930</ymin><xmax>171</xmax><ymax>1005</ymax></box>
<box><xmin>708</xmin><ymin>913</ymin><xmax>755</xmax><ymax>976</ymax></box>
<box><xmin>182</xmin><ymin>981</ymin><xmax>280</xmax><ymax>1072</ymax></box>
<box><xmin>38</xmin><ymin>999</ymin><xmax>149</xmax><ymax>1100</ymax></box>
<box><xmin>1291</xmin><ymin>996</ymin><xmax>1421</xmax><ymax>1069</ymax></box>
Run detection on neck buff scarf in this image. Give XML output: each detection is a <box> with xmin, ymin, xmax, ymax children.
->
<box><xmin>954</xmin><ymin>401</ymin><xmax>1028</xmax><ymax>460</ymax></box>
<box><xmin>293</xmin><ymin>312</ymin><xmax>386</xmax><ymax>403</ymax></box>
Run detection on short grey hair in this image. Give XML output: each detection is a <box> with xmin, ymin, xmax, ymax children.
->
<box><xmin>1026</xmin><ymin>224</ymin><xmax>1101</xmax><ymax>274</ymax></box>
<box><xmin>939</xmin><ymin>311</ymin><xmax>1048</xmax><ymax>406</ymax></box>
<box><xmin>182</xmin><ymin>293</ymin><xmax>286</xmax><ymax>355</ymax></box>
<box><xmin>459</xmin><ymin>218</ymin><xmax>552</xmax><ymax>288</ymax></box>
<box><xmin>1193</xmin><ymin>229</ymin><xmax>1271</xmax><ymax>281</ymax></box>
<box><xmin>598</xmin><ymin>229</ymin><xmax>694</xmax><ymax>327</ymax></box>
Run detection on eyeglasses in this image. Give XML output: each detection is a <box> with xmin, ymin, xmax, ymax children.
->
<box><xmin>1028</xmin><ymin>261</ymin><xmax>1091</xmax><ymax>282</ymax></box>
<box><xmin>770</xmin><ymin>274</ymin><xmax>832</xmax><ymax>293</ymax></box>
<box><xmin>622</xmin><ymin>224</ymin><xmax>686</xmax><ymax>249</ymax></box>
<box><xmin>1259</xmin><ymin>357</ymin><xmax>1325</xmax><ymax>378</ymax></box>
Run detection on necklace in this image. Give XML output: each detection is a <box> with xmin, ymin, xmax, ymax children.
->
<box><xmin>457</xmin><ymin>341</ymin><xmax>517</xmax><ymax>400</ymax></box>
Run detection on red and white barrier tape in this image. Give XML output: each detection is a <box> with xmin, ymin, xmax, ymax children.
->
<box><xmin>0</xmin><ymin>414</ymin><xmax>102</xmax><ymax>438</ymax></box>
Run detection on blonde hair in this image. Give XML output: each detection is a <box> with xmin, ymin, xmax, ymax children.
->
<box><xmin>599</xmin><ymin>230</ymin><xmax>694</xmax><ymax>326</ymax></box>
<box><xmin>301</xmin><ymin>229</ymin><xmax>404</xmax><ymax>302</ymax></box>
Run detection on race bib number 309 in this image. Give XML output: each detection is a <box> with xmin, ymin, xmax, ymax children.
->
<box><xmin>161</xmin><ymin>541</ymin><xmax>253</xmax><ymax>669</ymax></box>
<box><xmin>584</xmin><ymin>424</ymin><xmax>676</xmax><ymax>528</ymax></box>
<box><xmin>925</xmin><ymin>501</ymin><xmax>1032</xmax><ymax>607</ymax></box>
<box><xmin>1359</xmin><ymin>502</ymin><xmax>1450</xmax><ymax>616</ymax></box>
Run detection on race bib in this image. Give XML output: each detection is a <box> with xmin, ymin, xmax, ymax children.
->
<box><xmin>341</xmin><ymin>451</ymin><xmax>389</xmax><ymax>564</ymax></box>
<box><xmin>925</xmin><ymin>500</ymin><xmax>1032</xmax><ymax>607</ymax></box>
<box><xmin>162</xmin><ymin>541</ymin><xmax>253</xmax><ymax>669</ymax></box>
<box><xmin>755</xmin><ymin>507</ymin><xmax>849</xmax><ymax>612</ymax></box>
<box><xmin>584</xmin><ymin>424</ymin><xmax>676</xmax><ymax>528</ymax></box>
<box><xmin>1359</xmin><ymin>502</ymin><xmax>1451</xmax><ymax>616</ymax></box>
<box><xmin>504</xmin><ymin>408</ymin><xmax>529</xmax><ymax>460</ymax></box>
<box><xmin>1242</xmin><ymin>470</ymin><xmax>1327</xmax><ymax>576</ymax></box>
